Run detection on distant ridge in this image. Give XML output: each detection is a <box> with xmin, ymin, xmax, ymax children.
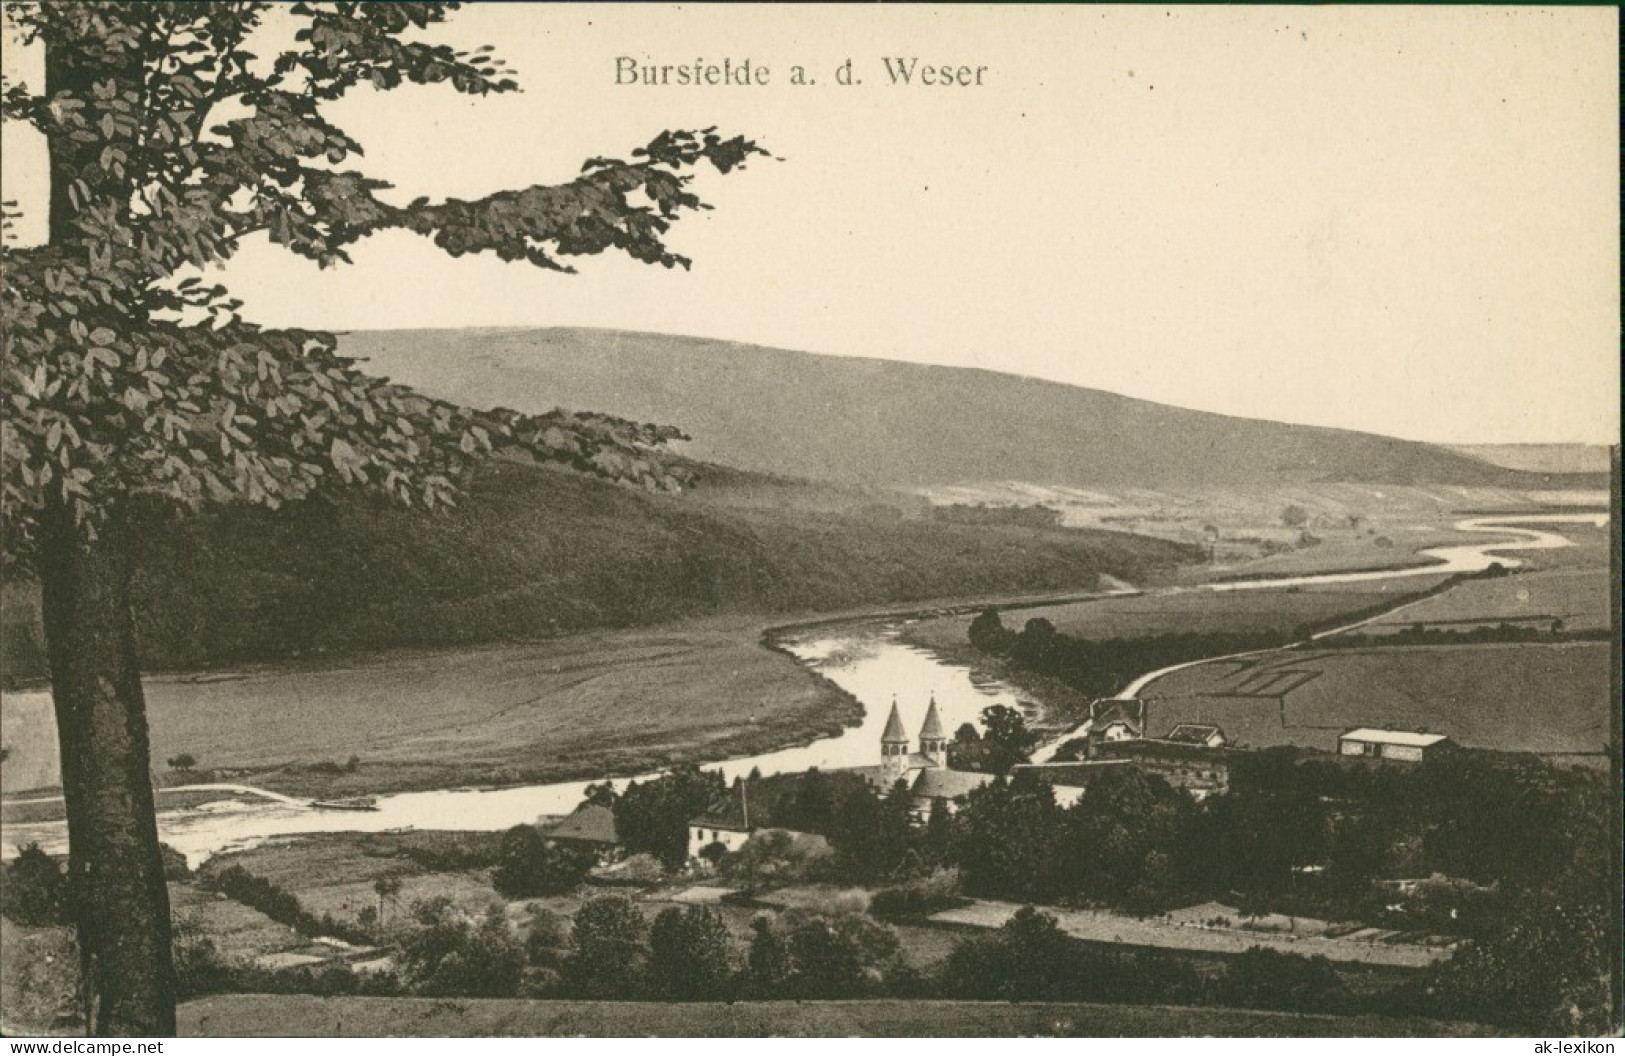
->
<box><xmin>1446</xmin><ymin>443</ymin><xmax>1613</xmax><ymax>476</ymax></box>
<box><xmin>339</xmin><ymin>328</ymin><xmax>1602</xmax><ymax>490</ymax></box>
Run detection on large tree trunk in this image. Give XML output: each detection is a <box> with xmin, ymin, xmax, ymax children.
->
<box><xmin>38</xmin><ymin>499</ymin><xmax>177</xmax><ymax>1036</ymax></box>
<box><xmin>41</xmin><ymin>19</ymin><xmax>177</xmax><ymax>1033</ymax></box>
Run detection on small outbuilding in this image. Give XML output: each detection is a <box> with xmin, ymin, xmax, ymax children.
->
<box><xmin>1338</xmin><ymin>728</ymin><xmax>1452</xmax><ymax>762</ymax></box>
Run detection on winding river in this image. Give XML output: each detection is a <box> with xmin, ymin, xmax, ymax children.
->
<box><xmin>0</xmin><ymin>512</ymin><xmax>1608</xmax><ymax>866</ymax></box>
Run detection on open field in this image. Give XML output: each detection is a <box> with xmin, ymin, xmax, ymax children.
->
<box><xmin>0</xmin><ymin>620</ymin><xmax>862</xmax><ymax>797</ymax></box>
<box><xmin>175</xmin><ymin>993</ymin><xmax>1503</xmax><ymax>1038</ymax></box>
<box><xmin>171</xmin><ymin>884</ymin><xmax>301</xmax><ymax>963</ymax></box>
<box><xmin>200</xmin><ymin>832</ymin><xmax>509</xmax><ymax>932</ymax></box>
<box><xmin>1339</xmin><ymin>568</ymin><xmax>1611</xmax><ymax>636</ymax></box>
<box><xmin>902</xmin><ymin>581</ymin><xmax>1444</xmax><ymax>655</ymax></box>
<box><xmin>1138</xmin><ymin>642</ymin><xmax>1612</xmax><ymax>759</ymax></box>
<box><xmin>1508</xmin><ymin>521</ymin><xmax>1613</xmax><ymax>571</ymax></box>
<box><xmin>931</xmin><ymin>900</ymin><xmax>1456</xmax><ymax>969</ymax></box>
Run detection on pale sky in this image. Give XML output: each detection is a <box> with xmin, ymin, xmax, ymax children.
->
<box><xmin>3</xmin><ymin>4</ymin><xmax>1619</xmax><ymax>445</ymax></box>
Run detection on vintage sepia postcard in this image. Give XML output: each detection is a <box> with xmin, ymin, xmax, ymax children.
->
<box><xmin>0</xmin><ymin>2</ymin><xmax>1618</xmax><ymax>1043</ymax></box>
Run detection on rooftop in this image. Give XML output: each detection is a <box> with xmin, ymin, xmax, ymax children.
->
<box><xmin>882</xmin><ymin>700</ymin><xmax>909</xmax><ymax>743</ymax></box>
<box><xmin>543</xmin><ymin>802</ymin><xmax>620</xmax><ymax>845</ymax></box>
<box><xmin>1340</xmin><ymin>728</ymin><xmax>1450</xmax><ymax>748</ymax></box>
<box><xmin>911</xmin><ymin>768</ymin><xmax>995</xmax><ymax>801</ymax></box>
<box><xmin>1164</xmin><ymin>723</ymin><xmax>1225</xmax><ymax>745</ymax></box>
<box><xmin>689</xmin><ymin>787</ymin><xmax>755</xmax><ymax>832</ymax></box>
<box><xmin>919</xmin><ymin>698</ymin><xmax>945</xmax><ymax>741</ymax></box>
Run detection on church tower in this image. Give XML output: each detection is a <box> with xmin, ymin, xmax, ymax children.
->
<box><xmin>880</xmin><ymin>698</ymin><xmax>911</xmax><ymax>782</ymax></box>
<box><xmin>918</xmin><ymin>695</ymin><xmax>947</xmax><ymax>769</ymax></box>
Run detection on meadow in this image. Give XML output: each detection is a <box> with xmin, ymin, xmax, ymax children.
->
<box><xmin>902</xmin><ymin>581</ymin><xmax>1445</xmax><ymax>655</ymax></box>
<box><xmin>1344</xmin><ymin>567</ymin><xmax>1610</xmax><ymax>636</ymax></box>
<box><xmin>0</xmin><ymin>620</ymin><xmax>862</xmax><ymax>797</ymax></box>
<box><xmin>1136</xmin><ymin>641</ymin><xmax>1611</xmax><ymax>760</ymax></box>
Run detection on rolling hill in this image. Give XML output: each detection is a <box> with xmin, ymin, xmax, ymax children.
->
<box><xmin>1445</xmin><ymin>443</ymin><xmax>1613</xmax><ymax>475</ymax></box>
<box><xmin>338</xmin><ymin>328</ymin><xmax>1602</xmax><ymax>490</ymax></box>
<box><xmin>0</xmin><ymin>461</ymin><xmax>1195</xmax><ymax>685</ymax></box>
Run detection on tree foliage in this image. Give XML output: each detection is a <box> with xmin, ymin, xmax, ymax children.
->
<box><xmin>612</xmin><ymin>765</ymin><xmax>725</xmax><ymax>869</ymax></box>
<box><xmin>397</xmin><ymin>901</ymin><xmax>524</xmax><ymax>999</ymax></box>
<box><xmin>1</xmin><ymin>1</ymin><xmax>769</xmax><ymax>564</ymax></box>
<box><xmin>647</xmin><ymin>904</ymin><xmax>734</xmax><ymax>1000</ymax></box>
<box><xmin>491</xmin><ymin>824</ymin><xmax>594</xmax><ymax>898</ymax></box>
<box><xmin>0</xmin><ymin>2</ymin><xmax>765</xmax><ymax>1034</ymax></box>
<box><xmin>565</xmin><ymin>894</ymin><xmax>649</xmax><ymax>999</ymax></box>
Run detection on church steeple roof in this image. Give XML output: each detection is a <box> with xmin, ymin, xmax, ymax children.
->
<box><xmin>881</xmin><ymin>699</ymin><xmax>909</xmax><ymax>743</ymax></box>
<box><xmin>919</xmin><ymin>696</ymin><xmax>945</xmax><ymax>741</ymax></box>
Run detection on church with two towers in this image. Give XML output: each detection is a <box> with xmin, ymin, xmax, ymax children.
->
<box><xmin>854</xmin><ymin>696</ymin><xmax>992</xmax><ymax>820</ymax></box>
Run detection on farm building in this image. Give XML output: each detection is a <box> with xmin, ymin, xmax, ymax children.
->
<box><xmin>1087</xmin><ymin>698</ymin><xmax>1145</xmax><ymax>746</ymax></box>
<box><xmin>1091</xmin><ymin>737</ymin><xmax>1235</xmax><ymax>798</ymax></box>
<box><xmin>1338</xmin><ymin>728</ymin><xmax>1453</xmax><ymax>762</ymax></box>
<box><xmin>541</xmin><ymin>802</ymin><xmax>622</xmax><ymax>861</ymax></box>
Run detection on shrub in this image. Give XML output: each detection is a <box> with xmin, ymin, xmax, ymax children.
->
<box><xmin>722</xmin><ymin>829</ymin><xmax>836</xmax><ymax>889</ymax></box>
<box><xmin>869</xmin><ymin>869</ymin><xmax>963</xmax><ymax>920</ymax></box>
<box><xmin>1</xmin><ymin>844</ymin><xmax>68</xmax><ymax>925</ymax></box>
<box><xmin>1217</xmin><ymin>947</ymin><xmax>1348</xmax><ymax>1013</ymax></box>
<box><xmin>159</xmin><ymin>843</ymin><xmax>193</xmax><ymax>882</ymax></box>
<box><xmin>777</xmin><ymin>909</ymin><xmax>901</xmax><ymax>998</ymax></box>
<box><xmin>399</xmin><ymin>903</ymin><xmax>525</xmax><ymax>998</ymax></box>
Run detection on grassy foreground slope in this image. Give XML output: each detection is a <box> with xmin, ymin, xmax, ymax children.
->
<box><xmin>340</xmin><ymin>327</ymin><xmax>1603</xmax><ymax>490</ymax></box>
<box><xmin>176</xmin><ymin>994</ymin><xmax>1503</xmax><ymax>1038</ymax></box>
<box><xmin>1</xmin><ymin>460</ymin><xmax>1194</xmax><ymax>685</ymax></box>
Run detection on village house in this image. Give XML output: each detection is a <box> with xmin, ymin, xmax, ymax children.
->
<box><xmin>1093</xmin><ymin>736</ymin><xmax>1234</xmax><ymax>797</ymax></box>
<box><xmin>1086</xmin><ymin>698</ymin><xmax>1145</xmax><ymax>746</ymax></box>
<box><xmin>541</xmin><ymin>801</ymin><xmax>623</xmax><ymax>862</ymax></box>
<box><xmin>1038</xmin><ymin>735</ymin><xmax>1235</xmax><ymax>799</ymax></box>
<box><xmin>1338</xmin><ymin>728</ymin><xmax>1453</xmax><ymax>762</ymax></box>
<box><xmin>686</xmin><ymin>787</ymin><xmax>756</xmax><ymax>861</ymax></box>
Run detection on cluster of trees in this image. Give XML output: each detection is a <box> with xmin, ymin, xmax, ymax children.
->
<box><xmin>951</xmin><ymin>769</ymin><xmax>1192</xmax><ymax>910</ymax></box>
<box><xmin>533</xmin><ymin>894</ymin><xmax>904</xmax><ymax>1001</ymax></box>
<box><xmin>930</xmin><ymin>503</ymin><xmax>1065</xmax><ymax>530</ymax></box>
<box><xmin>1322</xmin><ymin>620</ymin><xmax>1609</xmax><ymax>649</ymax></box>
<box><xmin>608</xmin><ymin>766</ymin><xmax>728</xmax><ymax>869</ymax></box>
<box><xmin>491</xmin><ymin>825</ymin><xmax>596</xmax><ymax>898</ymax></box>
<box><xmin>968</xmin><ymin>610</ymin><xmax>1293</xmax><ymax>698</ymax></box>
<box><xmin>945</xmin><ymin>704</ymin><xmax>1038</xmax><ymax>774</ymax></box>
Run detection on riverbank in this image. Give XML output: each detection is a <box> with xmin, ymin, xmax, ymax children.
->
<box><xmin>1</xmin><ymin>619</ymin><xmax>866</xmax><ymax>803</ymax></box>
<box><xmin>1</xmin><ymin>579</ymin><xmax>1161</xmax><ymax>804</ymax></box>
